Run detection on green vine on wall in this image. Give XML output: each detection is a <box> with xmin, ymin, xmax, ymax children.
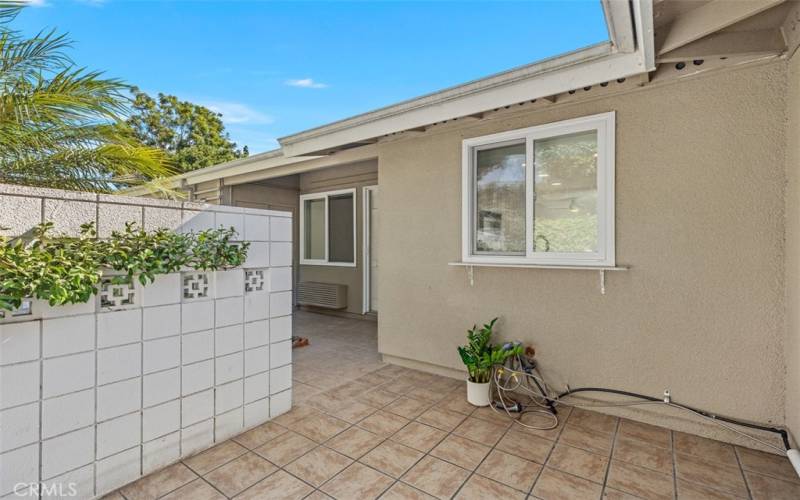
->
<box><xmin>0</xmin><ymin>222</ymin><xmax>250</xmax><ymax>312</ymax></box>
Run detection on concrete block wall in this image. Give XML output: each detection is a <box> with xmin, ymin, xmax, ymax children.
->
<box><xmin>0</xmin><ymin>184</ymin><xmax>293</xmax><ymax>499</ymax></box>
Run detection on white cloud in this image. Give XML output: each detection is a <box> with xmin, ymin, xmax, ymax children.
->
<box><xmin>285</xmin><ymin>78</ymin><xmax>329</xmax><ymax>89</ymax></box>
<box><xmin>202</xmin><ymin>101</ymin><xmax>274</xmax><ymax>125</ymax></box>
<box><xmin>23</xmin><ymin>0</ymin><xmax>50</xmax><ymax>7</ymax></box>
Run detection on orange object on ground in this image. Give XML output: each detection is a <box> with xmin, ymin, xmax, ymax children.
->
<box><xmin>292</xmin><ymin>336</ymin><xmax>310</xmax><ymax>348</ymax></box>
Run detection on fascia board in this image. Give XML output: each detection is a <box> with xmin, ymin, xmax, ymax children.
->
<box><xmin>280</xmin><ymin>46</ymin><xmax>648</xmax><ymax>157</ymax></box>
<box><xmin>186</xmin><ymin>154</ymin><xmax>323</xmax><ymax>185</ymax></box>
<box><xmin>223</xmin><ymin>146</ymin><xmax>380</xmax><ymax>186</ymax></box>
<box><xmin>279</xmin><ymin>0</ymin><xmax>655</xmax><ymax>157</ymax></box>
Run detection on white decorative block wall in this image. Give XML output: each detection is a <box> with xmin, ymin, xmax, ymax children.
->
<box><xmin>0</xmin><ymin>184</ymin><xmax>293</xmax><ymax>500</ymax></box>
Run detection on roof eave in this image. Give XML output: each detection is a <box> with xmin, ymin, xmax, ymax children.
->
<box><xmin>278</xmin><ymin>0</ymin><xmax>654</xmax><ymax>157</ymax></box>
<box><xmin>123</xmin><ymin>0</ymin><xmax>655</xmax><ymax>194</ymax></box>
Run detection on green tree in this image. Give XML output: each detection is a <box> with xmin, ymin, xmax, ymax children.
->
<box><xmin>0</xmin><ymin>3</ymin><xmax>174</xmax><ymax>192</ymax></box>
<box><xmin>127</xmin><ymin>89</ymin><xmax>248</xmax><ymax>173</ymax></box>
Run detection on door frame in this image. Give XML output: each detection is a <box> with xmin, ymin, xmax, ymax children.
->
<box><xmin>362</xmin><ymin>185</ymin><xmax>378</xmax><ymax>314</ymax></box>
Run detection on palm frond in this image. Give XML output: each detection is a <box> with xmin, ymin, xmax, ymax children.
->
<box><xmin>1</xmin><ymin>67</ymin><xmax>127</xmax><ymax>125</ymax></box>
<box><xmin>0</xmin><ymin>29</ymin><xmax>71</xmax><ymax>83</ymax></box>
<box><xmin>1</xmin><ymin>152</ymin><xmax>170</xmax><ymax>192</ymax></box>
<box><xmin>0</xmin><ymin>6</ymin><xmax>174</xmax><ymax>193</ymax></box>
<box><xmin>0</xmin><ymin>3</ymin><xmax>25</xmax><ymax>23</ymax></box>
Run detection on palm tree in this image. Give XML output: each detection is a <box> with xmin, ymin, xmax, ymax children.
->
<box><xmin>0</xmin><ymin>2</ymin><xmax>175</xmax><ymax>192</ymax></box>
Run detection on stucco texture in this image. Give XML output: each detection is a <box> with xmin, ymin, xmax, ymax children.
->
<box><xmin>377</xmin><ymin>61</ymin><xmax>788</xmax><ymax>439</ymax></box>
<box><xmin>297</xmin><ymin>160</ymin><xmax>378</xmax><ymax>314</ymax></box>
<box><xmin>230</xmin><ymin>161</ymin><xmax>378</xmax><ymax>315</ymax></box>
<box><xmin>786</xmin><ymin>49</ymin><xmax>800</xmax><ymax>446</ymax></box>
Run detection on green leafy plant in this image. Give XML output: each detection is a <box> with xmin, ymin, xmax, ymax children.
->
<box><xmin>457</xmin><ymin>318</ymin><xmax>523</xmax><ymax>383</ymax></box>
<box><xmin>0</xmin><ymin>2</ymin><xmax>176</xmax><ymax>192</ymax></box>
<box><xmin>0</xmin><ymin>221</ymin><xmax>249</xmax><ymax>311</ymax></box>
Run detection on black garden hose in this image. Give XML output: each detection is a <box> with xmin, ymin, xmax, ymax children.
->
<box><xmin>557</xmin><ymin>387</ymin><xmax>791</xmax><ymax>451</ymax></box>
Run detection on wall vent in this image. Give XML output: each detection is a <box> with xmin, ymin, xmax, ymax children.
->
<box><xmin>297</xmin><ymin>282</ymin><xmax>347</xmax><ymax>309</ymax></box>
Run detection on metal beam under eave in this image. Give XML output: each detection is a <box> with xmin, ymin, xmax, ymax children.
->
<box><xmin>657</xmin><ymin>28</ymin><xmax>786</xmax><ymax>63</ymax></box>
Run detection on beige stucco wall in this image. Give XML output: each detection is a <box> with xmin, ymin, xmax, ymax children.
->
<box><xmin>229</xmin><ymin>161</ymin><xmax>378</xmax><ymax>315</ymax></box>
<box><xmin>298</xmin><ymin>160</ymin><xmax>378</xmax><ymax>314</ymax></box>
<box><xmin>786</xmin><ymin>50</ymin><xmax>800</xmax><ymax>446</ymax></box>
<box><xmin>231</xmin><ymin>177</ymin><xmax>300</xmax><ymax>213</ymax></box>
<box><xmin>377</xmin><ymin>61</ymin><xmax>789</xmax><ymax>444</ymax></box>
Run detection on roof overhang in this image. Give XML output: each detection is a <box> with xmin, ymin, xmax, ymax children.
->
<box><xmin>125</xmin><ymin>0</ymin><xmax>800</xmax><ymax>197</ymax></box>
<box><xmin>125</xmin><ymin>0</ymin><xmax>661</xmax><ymax>196</ymax></box>
<box><xmin>277</xmin><ymin>0</ymin><xmax>655</xmax><ymax>157</ymax></box>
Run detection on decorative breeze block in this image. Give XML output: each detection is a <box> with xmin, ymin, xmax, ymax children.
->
<box><xmin>182</xmin><ymin>273</ymin><xmax>210</xmax><ymax>300</ymax></box>
<box><xmin>99</xmin><ymin>277</ymin><xmax>135</xmax><ymax>309</ymax></box>
<box><xmin>244</xmin><ymin>270</ymin><xmax>266</xmax><ymax>293</ymax></box>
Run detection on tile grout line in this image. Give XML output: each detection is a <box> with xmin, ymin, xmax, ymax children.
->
<box><xmin>265</xmin><ymin>378</ymin><xmax>457</xmax><ymax>498</ymax></box>
<box><xmin>599</xmin><ymin>414</ymin><xmax>621</xmax><ymax>497</ymax></box>
<box><xmin>524</xmin><ymin>410</ymin><xmax>567</xmax><ymax>497</ymax></box>
<box><xmin>379</xmin><ymin>415</ymin><xmax>453</xmax><ymax>495</ymax></box>
<box><xmin>210</xmin><ymin>264</ymin><xmax>218</xmax><ymax>445</ymax></box>
<box><xmin>188</xmin><ymin>415</ymin><xmax>322</xmax><ymax>498</ymax></box>
<box><xmin>92</xmin><ymin>309</ymin><xmax>100</xmax><ymax>498</ymax></box>
<box><xmin>178</xmin><ymin>281</ymin><xmax>184</xmax><ymax>462</ymax></box>
<box><xmin>733</xmin><ymin>443</ymin><xmax>756</xmax><ymax>500</ymax></box>
<box><xmin>449</xmin><ymin>412</ymin><xmax>517</xmax><ymax>499</ymax></box>
<box><xmin>139</xmin><ymin>305</ymin><xmax>145</xmax><ymax>480</ymax></box>
<box><xmin>671</xmin><ymin>430</ymin><xmax>678</xmax><ymax>500</ymax></box>
<box><xmin>314</xmin><ymin>389</ymin><xmax>453</xmax><ymax>498</ymax></box>
<box><xmin>240</xmin><ymin>269</ymin><xmax>246</xmax><ymax>432</ymax></box>
<box><xmin>37</xmin><ymin>316</ymin><xmax>43</xmax><ymax>498</ymax></box>
<box><xmin>524</xmin><ymin>407</ymin><xmax>570</xmax><ymax>498</ymax></box>
<box><xmin>196</xmin><ymin>469</ymin><xmax>233</xmax><ymax>500</ymax></box>
<box><xmin>112</xmin><ymin>328</ymin><xmax>800</xmax><ymax>500</ymax></box>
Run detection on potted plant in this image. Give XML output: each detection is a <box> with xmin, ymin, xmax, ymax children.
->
<box><xmin>457</xmin><ymin>318</ymin><xmax>522</xmax><ymax>406</ymax></box>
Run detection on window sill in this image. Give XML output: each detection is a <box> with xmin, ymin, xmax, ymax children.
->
<box><xmin>449</xmin><ymin>261</ymin><xmax>629</xmax><ymax>294</ymax></box>
<box><xmin>448</xmin><ymin>261</ymin><xmax>628</xmax><ymax>271</ymax></box>
<box><xmin>300</xmin><ymin>261</ymin><xmax>357</xmax><ymax>268</ymax></box>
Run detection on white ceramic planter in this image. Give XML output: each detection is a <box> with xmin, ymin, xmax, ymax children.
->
<box><xmin>466</xmin><ymin>380</ymin><xmax>491</xmax><ymax>406</ymax></box>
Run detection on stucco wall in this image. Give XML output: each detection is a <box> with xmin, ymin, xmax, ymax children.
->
<box><xmin>377</xmin><ymin>61</ymin><xmax>788</xmax><ymax>443</ymax></box>
<box><xmin>786</xmin><ymin>50</ymin><xmax>800</xmax><ymax>446</ymax></box>
<box><xmin>229</xmin><ymin>161</ymin><xmax>378</xmax><ymax>315</ymax></box>
<box><xmin>0</xmin><ymin>185</ymin><xmax>293</xmax><ymax>498</ymax></box>
<box><xmin>297</xmin><ymin>160</ymin><xmax>378</xmax><ymax>314</ymax></box>
<box><xmin>232</xmin><ymin>177</ymin><xmax>300</xmax><ymax>213</ymax></box>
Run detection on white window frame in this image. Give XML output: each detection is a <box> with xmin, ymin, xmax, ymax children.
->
<box><xmin>362</xmin><ymin>185</ymin><xmax>378</xmax><ymax>314</ymax></box>
<box><xmin>299</xmin><ymin>188</ymin><xmax>357</xmax><ymax>267</ymax></box>
<box><xmin>461</xmin><ymin>111</ymin><xmax>615</xmax><ymax>267</ymax></box>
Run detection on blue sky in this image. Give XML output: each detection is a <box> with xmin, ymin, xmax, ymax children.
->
<box><xmin>16</xmin><ymin>1</ymin><xmax>608</xmax><ymax>153</ymax></box>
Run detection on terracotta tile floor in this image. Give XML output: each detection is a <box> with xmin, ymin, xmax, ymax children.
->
<box><xmin>108</xmin><ymin>311</ymin><xmax>800</xmax><ymax>500</ymax></box>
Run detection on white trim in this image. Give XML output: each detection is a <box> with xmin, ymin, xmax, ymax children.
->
<box><xmin>122</xmin><ymin>3</ymin><xmax>653</xmax><ymax>193</ymax></box>
<box><xmin>603</xmin><ymin>0</ymin><xmax>636</xmax><ymax>53</ymax></box>
<box><xmin>448</xmin><ymin>262</ymin><xmax>628</xmax><ymax>271</ymax></box>
<box><xmin>279</xmin><ymin>0</ymin><xmax>653</xmax><ymax>158</ymax></box>
<box><xmin>461</xmin><ymin>111</ymin><xmax>616</xmax><ymax>267</ymax></box>
<box><xmin>362</xmin><ymin>185</ymin><xmax>378</xmax><ymax>314</ymax></box>
<box><xmin>299</xmin><ymin>188</ymin><xmax>357</xmax><ymax>267</ymax></box>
